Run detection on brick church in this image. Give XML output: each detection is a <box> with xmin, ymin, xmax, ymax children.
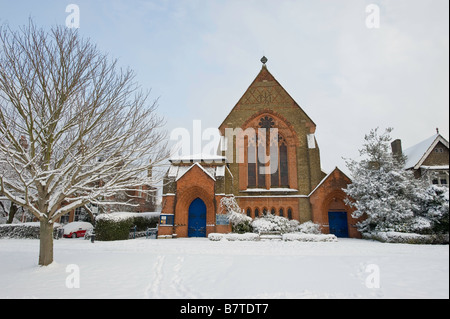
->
<box><xmin>159</xmin><ymin>58</ymin><xmax>360</xmax><ymax>238</ymax></box>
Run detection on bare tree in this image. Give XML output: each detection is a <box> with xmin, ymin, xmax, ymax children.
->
<box><xmin>0</xmin><ymin>21</ymin><xmax>168</xmax><ymax>266</ymax></box>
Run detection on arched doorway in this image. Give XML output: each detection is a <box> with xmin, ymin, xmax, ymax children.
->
<box><xmin>328</xmin><ymin>211</ymin><xmax>349</xmax><ymax>238</ymax></box>
<box><xmin>188</xmin><ymin>198</ymin><xmax>207</xmax><ymax>237</ymax></box>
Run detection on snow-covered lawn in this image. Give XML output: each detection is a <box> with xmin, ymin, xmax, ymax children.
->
<box><xmin>0</xmin><ymin>238</ymin><xmax>448</xmax><ymax>299</ymax></box>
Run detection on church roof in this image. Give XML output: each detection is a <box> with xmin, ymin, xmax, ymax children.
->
<box><xmin>308</xmin><ymin>167</ymin><xmax>352</xmax><ymax>197</ymax></box>
<box><xmin>169</xmin><ymin>153</ymin><xmax>226</xmax><ymax>163</ymax></box>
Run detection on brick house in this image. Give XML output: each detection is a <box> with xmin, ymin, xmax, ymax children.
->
<box><xmin>391</xmin><ymin>132</ymin><xmax>449</xmax><ymax>186</ymax></box>
<box><xmin>159</xmin><ymin>58</ymin><xmax>359</xmax><ymax>238</ymax></box>
<box><xmin>58</xmin><ymin>183</ymin><xmax>157</xmax><ymax>224</ymax></box>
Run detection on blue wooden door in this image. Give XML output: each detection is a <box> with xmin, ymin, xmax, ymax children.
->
<box><xmin>188</xmin><ymin>198</ymin><xmax>207</xmax><ymax>237</ymax></box>
<box><xmin>328</xmin><ymin>211</ymin><xmax>349</xmax><ymax>238</ymax></box>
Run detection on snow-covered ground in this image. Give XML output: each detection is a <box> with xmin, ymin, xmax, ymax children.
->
<box><xmin>0</xmin><ymin>238</ymin><xmax>448</xmax><ymax>299</ymax></box>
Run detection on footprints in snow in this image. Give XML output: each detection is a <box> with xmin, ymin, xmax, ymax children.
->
<box><xmin>145</xmin><ymin>255</ymin><xmax>199</xmax><ymax>299</ymax></box>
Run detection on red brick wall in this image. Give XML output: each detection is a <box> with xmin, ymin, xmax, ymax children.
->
<box><xmin>237</xmin><ymin>197</ymin><xmax>300</xmax><ymax>220</ymax></box>
<box><xmin>175</xmin><ymin>166</ymin><xmax>214</xmax><ymax>237</ymax></box>
<box><xmin>309</xmin><ymin>168</ymin><xmax>361</xmax><ymax>238</ymax></box>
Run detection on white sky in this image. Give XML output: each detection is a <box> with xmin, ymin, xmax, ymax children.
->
<box><xmin>1</xmin><ymin>0</ymin><xmax>448</xmax><ymax>175</ymax></box>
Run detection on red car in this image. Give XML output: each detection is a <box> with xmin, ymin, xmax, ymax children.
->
<box><xmin>62</xmin><ymin>222</ymin><xmax>93</xmax><ymax>238</ymax></box>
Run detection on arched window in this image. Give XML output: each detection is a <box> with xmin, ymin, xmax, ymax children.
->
<box><xmin>247</xmin><ymin>117</ymin><xmax>289</xmax><ymax>189</ymax></box>
<box><xmin>247</xmin><ymin>135</ymin><xmax>266</xmax><ymax>188</ymax></box>
<box><xmin>287</xmin><ymin>208</ymin><xmax>293</xmax><ymax>220</ymax></box>
<box><xmin>246</xmin><ymin>208</ymin><xmax>252</xmax><ymax>218</ymax></box>
<box><xmin>271</xmin><ymin>208</ymin><xmax>276</xmax><ymax>215</ymax></box>
<box><xmin>257</xmin><ymin>136</ymin><xmax>266</xmax><ymax>188</ymax></box>
<box><xmin>271</xmin><ymin>135</ymin><xmax>289</xmax><ymax>187</ymax></box>
<box><xmin>262</xmin><ymin>207</ymin><xmax>268</xmax><ymax>216</ymax></box>
<box><xmin>279</xmin><ymin>208</ymin><xmax>284</xmax><ymax>217</ymax></box>
<box><xmin>255</xmin><ymin>208</ymin><xmax>260</xmax><ymax>218</ymax></box>
<box><xmin>279</xmin><ymin>137</ymin><xmax>289</xmax><ymax>187</ymax></box>
<box><xmin>247</xmin><ymin>136</ymin><xmax>256</xmax><ymax>187</ymax></box>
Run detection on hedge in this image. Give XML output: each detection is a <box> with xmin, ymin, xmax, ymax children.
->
<box><xmin>94</xmin><ymin>212</ymin><xmax>159</xmax><ymax>241</ymax></box>
<box><xmin>363</xmin><ymin>231</ymin><xmax>449</xmax><ymax>245</ymax></box>
<box><xmin>0</xmin><ymin>222</ymin><xmax>59</xmax><ymax>239</ymax></box>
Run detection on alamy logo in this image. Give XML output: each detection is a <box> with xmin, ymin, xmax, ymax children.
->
<box><xmin>66</xmin><ymin>264</ymin><xmax>80</xmax><ymax>289</ymax></box>
<box><xmin>366</xmin><ymin>4</ymin><xmax>381</xmax><ymax>29</ymax></box>
<box><xmin>170</xmin><ymin>120</ymin><xmax>280</xmax><ymax>174</ymax></box>
<box><xmin>365</xmin><ymin>264</ymin><xmax>380</xmax><ymax>289</ymax></box>
<box><xmin>65</xmin><ymin>4</ymin><xmax>80</xmax><ymax>29</ymax></box>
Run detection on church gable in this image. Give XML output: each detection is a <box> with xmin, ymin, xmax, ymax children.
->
<box><xmin>219</xmin><ymin>60</ymin><xmax>316</xmax><ymax>134</ymax></box>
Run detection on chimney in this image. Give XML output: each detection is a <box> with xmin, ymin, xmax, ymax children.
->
<box><xmin>391</xmin><ymin>139</ymin><xmax>403</xmax><ymax>158</ymax></box>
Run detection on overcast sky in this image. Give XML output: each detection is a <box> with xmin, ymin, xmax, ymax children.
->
<box><xmin>1</xmin><ymin>0</ymin><xmax>448</xmax><ymax>175</ymax></box>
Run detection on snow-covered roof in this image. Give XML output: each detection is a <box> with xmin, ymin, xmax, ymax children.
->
<box><xmin>420</xmin><ymin>165</ymin><xmax>449</xmax><ymax>170</ymax></box>
<box><xmin>174</xmin><ymin>163</ymin><xmax>216</xmax><ymax>182</ymax></box>
<box><xmin>168</xmin><ymin>162</ymin><xmax>228</xmax><ymax>182</ymax></box>
<box><xmin>308</xmin><ymin>167</ymin><xmax>351</xmax><ymax>197</ymax></box>
<box><xmin>169</xmin><ymin>153</ymin><xmax>226</xmax><ymax>163</ymax></box>
<box><xmin>95</xmin><ymin>212</ymin><xmax>160</xmax><ymax>222</ymax></box>
<box><xmin>403</xmin><ymin>134</ymin><xmax>449</xmax><ymax>170</ymax></box>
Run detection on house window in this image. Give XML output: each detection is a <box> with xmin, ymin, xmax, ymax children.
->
<box><xmin>255</xmin><ymin>208</ymin><xmax>260</xmax><ymax>218</ymax></box>
<box><xmin>74</xmin><ymin>207</ymin><xmax>87</xmax><ymax>221</ymax></box>
<box><xmin>271</xmin><ymin>208</ymin><xmax>276</xmax><ymax>215</ymax></box>
<box><xmin>279</xmin><ymin>208</ymin><xmax>284</xmax><ymax>217</ymax></box>
<box><xmin>287</xmin><ymin>208</ymin><xmax>293</xmax><ymax>220</ymax></box>
<box><xmin>246</xmin><ymin>208</ymin><xmax>252</xmax><ymax>217</ymax></box>
<box><xmin>60</xmin><ymin>214</ymin><xmax>69</xmax><ymax>224</ymax></box>
<box><xmin>431</xmin><ymin>172</ymin><xmax>449</xmax><ymax>187</ymax></box>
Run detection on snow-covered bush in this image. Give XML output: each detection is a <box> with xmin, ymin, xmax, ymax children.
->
<box><xmin>220</xmin><ymin>196</ymin><xmax>253</xmax><ymax>233</ymax></box>
<box><xmin>363</xmin><ymin>231</ymin><xmax>449</xmax><ymax>245</ymax></box>
<box><xmin>414</xmin><ymin>185</ymin><xmax>449</xmax><ymax>234</ymax></box>
<box><xmin>297</xmin><ymin>221</ymin><xmax>322</xmax><ymax>234</ymax></box>
<box><xmin>283</xmin><ymin>233</ymin><xmax>337</xmax><ymax>242</ymax></box>
<box><xmin>208</xmin><ymin>233</ymin><xmax>260</xmax><ymax>241</ymax></box>
<box><xmin>251</xmin><ymin>214</ymin><xmax>298</xmax><ymax>234</ymax></box>
<box><xmin>208</xmin><ymin>233</ymin><xmax>226</xmax><ymax>241</ymax></box>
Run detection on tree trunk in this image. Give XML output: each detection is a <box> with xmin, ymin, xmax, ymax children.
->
<box><xmin>7</xmin><ymin>202</ymin><xmax>18</xmax><ymax>224</ymax></box>
<box><xmin>39</xmin><ymin>219</ymin><xmax>54</xmax><ymax>266</ymax></box>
